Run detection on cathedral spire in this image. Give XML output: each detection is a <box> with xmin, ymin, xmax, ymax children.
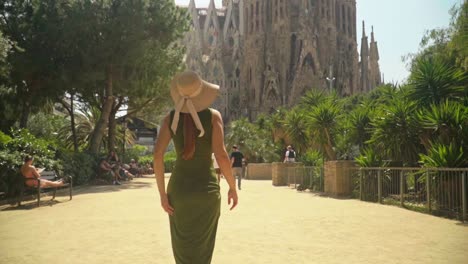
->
<box><xmin>360</xmin><ymin>21</ymin><xmax>369</xmax><ymax>92</ymax></box>
<box><xmin>189</xmin><ymin>0</ymin><xmax>196</xmax><ymax>9</ymax></box>
<box><xmin>362</xmin><ymin>21</ymin><xmax>366</xmax><ymax>38</ymax></box>
<box><xmin>209</xmin><ymin>0</ymin><xmax>215</xmax><ymax>8</ymax></box>
<box><xmin>369</xmin><ymin>25</ymin><xmax>381</xmax><ymax>88</ymax></box>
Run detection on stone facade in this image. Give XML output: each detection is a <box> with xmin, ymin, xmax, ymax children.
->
<box><xmin>181</xmin><ymin>0</ymin><xmax>382</xmax><ymax>121</ymax></box>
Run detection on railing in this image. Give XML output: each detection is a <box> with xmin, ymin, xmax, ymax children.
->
<box><xmin>351</xmin><ymin>167</ymin><xmax>467</xmax><ymax>221</ymax></box>
<box><xmin>286</xmin><ymin>166</ymin><xmax>324</xmax><ymax>192</ymax></box>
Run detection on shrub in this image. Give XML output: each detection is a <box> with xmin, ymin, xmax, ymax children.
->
<box><xmin>0</xmin><ymin>129</ymin><xmax>61</xmax><ymax>197</ymax></box>
<box><xmin>138</xmin><ymin>154</ymin><xmax>153</xmax><ymax>165</ymax></box>
<box><xmin>58</xmin><ymin>151</ymin><xmax>98</xmax><ymax>186</ymax></box>
<box><xmin>164</xmin><ymin>151</ymin><xmax>177</xmax><ymax>173</ymax></box>
<box><xmin>419</xmin><ymin>142</ymin><xmax>467</xmax><ymax>168</ymax></box>
<box><xmin>121</xmin><ymin>144</ymin><xmax>148</xmax><ymax>164</ymax></box>
<box><xmin>299</xmin><ymin>150</ymin><xmax>323</xmax><ymax>167</ymax></box>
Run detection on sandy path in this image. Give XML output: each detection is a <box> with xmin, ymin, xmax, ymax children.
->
<box><xmin>0</xmin><ymin>177</ymin><xmax>467</xmax><ymax>264</ymax></box>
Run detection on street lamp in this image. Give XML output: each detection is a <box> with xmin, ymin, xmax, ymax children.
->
<box><xmin>326</xmin><ymin>64</ymin><xmax>336</xmax><ymax>92</ymax></box>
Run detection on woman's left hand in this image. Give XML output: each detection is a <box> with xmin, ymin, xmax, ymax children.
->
<box><xmin>227</xmin><ymin>189</ymin><xmax>238</xmax><ymax>210</ymax></box>
<box><xmin>160</xmin><ymin>194</ymin><xmax>174</xmax><ymax>216</ymax></box>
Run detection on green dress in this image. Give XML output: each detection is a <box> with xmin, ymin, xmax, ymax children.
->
<box><xmin>168</xmin><ymin>108</ymin><xmax>221</xmax><ymax>264</ymax></box>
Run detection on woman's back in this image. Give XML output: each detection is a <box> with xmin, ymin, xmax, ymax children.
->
<box><xmin>168</xmin><ymin>108</ymin><xmax>219</xmax><ymax>194</ymax></box>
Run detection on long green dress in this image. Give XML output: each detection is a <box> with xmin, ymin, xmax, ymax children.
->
<box><xmin>168</xmin><ymin>108</ymin><xmax>221</xmax><ymax>264</ymax></box>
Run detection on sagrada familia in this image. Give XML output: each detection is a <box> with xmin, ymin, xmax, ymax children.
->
<box><xmin>180</xmin><ymin>0</ymin><xmax>382</xmax><ymax>121</ymax></box>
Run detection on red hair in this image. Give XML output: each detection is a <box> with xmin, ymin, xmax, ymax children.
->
<box><xmin>182</xmin><ymin>113</ymin><xmax>196</xmax><ymax>160</ymax></box>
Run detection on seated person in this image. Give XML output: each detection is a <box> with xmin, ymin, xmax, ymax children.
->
<box><xmin>129</xmin><ymin>159</ymin><xmax>141</xmax><ymax>177</ymax></box>
<box><xmin>20</xmin><ymin>156</ymin><xmax>65</xmax><ymax>188</ymax></box>
<box><xmin>145</xmin><ymin>163</ymin><xmax>154</xmax><ymax>174</ymax></box>
<box><xmin>119</xmin><ymin>166</ymin><xmax>134</xmax><ymax>181</ymax></box>
<box><xmin>107</xmin><ymin>151</ymin><xmax>122</xmax><ymax>185</ymax></box>
<box><xmin>98</xmin><ymin>158</ymin><xmax>120</xmax><ymax>185</ymax></box>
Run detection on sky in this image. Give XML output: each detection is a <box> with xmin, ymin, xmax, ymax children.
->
<box><xmin>174</xmin><ymin>0</ymin><xmax>463</xmax><ymax>83</ymax></box>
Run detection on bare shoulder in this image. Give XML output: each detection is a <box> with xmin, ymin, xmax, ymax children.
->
<box><xmin>210</xmin><ymin>109</ymin><xmax>222</xmax><ymax>120</ymax></box>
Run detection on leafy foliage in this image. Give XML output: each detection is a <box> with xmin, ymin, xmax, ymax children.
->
<box><xmin>408</xmin><ymin>57</ymin><xmax>467</xmax><ymax>107</ymax></box>
<box><xmin>0</xmin><ymin>129</ymin><xmax>61</xmax><ymax>197</ymax></box>
<box><xmin>58</xmin><ymin>151</ymin><xmax>97</xmax><ymax>185</ymax></box>
<box><xmin>226</xmin><ymin>118</ymin><xmax>280</xmax><ymax>163</ymax></box>
<box><xmin>355</xmin><ymin>148</ymin><xmax>386</xmax><ymax>167</ymax></box>
<box><xmin>121</xmin><ymin>144</ymin><xmax>148</xmax><ymax>164</ymax></box>
<box><xmin>419</xmin><ymin>142</ymin><xmax>467</xmax><ymax>168</ymax></box>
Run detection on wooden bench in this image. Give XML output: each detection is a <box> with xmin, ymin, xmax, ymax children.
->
<box><xmin>18</xmin><ymin>171</ymin><xmax>72</xmax><ymax>207</ymax></box>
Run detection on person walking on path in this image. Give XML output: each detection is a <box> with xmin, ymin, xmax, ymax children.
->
<box><xmin>212</xmin><ymin>153</ymin><xmax>222</xmax><ymax>182</ymax></box>
<box><xmin>230</xmin><ymin>145</ymin><xmax>244</xmax><ymax>190</ymax></box>
<box><xmin>153</xmin><ymin>71</ymin><xmax>238</xmax><ymax>264</ymax></box>
<box><xmin>283</xmin><ymin>145</ymin><xmax>296</xmax><ymax>163</ymax></box>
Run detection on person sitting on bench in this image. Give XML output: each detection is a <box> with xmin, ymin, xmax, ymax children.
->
<box><xmin>20</xmin><ymin>155</ymin><xmax>65</xmax><ymax>188</ymax></box>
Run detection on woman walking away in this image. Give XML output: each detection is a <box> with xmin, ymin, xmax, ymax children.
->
<box><xmin>153</xmin><ymin>71</ymin><xmax>238</xmax><ymax>264</ymax></box>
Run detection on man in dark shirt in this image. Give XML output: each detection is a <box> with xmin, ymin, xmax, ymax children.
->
<box><xmin>230</xmin><ymin>145</ymin><xmax>244</xmax><ymax>190</ymax></box>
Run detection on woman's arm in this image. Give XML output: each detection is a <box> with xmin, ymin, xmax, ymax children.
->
<box><xmin>153</xmin><ymin>114</ymin><xmax>174</xmax><ymax>215</ymax></box>
<box><xmin>212</xmin><ymin>110</ymin><xmax>238</xmax><ymax>210</ymax></box>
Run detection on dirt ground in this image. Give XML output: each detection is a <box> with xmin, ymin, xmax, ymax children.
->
<box><xmin>1</xmin><ymin>176</ymin><xmax>467</xmax><ymax>264</ymax></box>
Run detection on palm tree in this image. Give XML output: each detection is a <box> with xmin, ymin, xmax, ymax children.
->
<box><xmin>347</xmin><ymin>106</ymin><xmax>374</xmax><ymax>149</ymax></box>
<box><xmin>368</xmin><ymin>98</ymin><xmax>422</xmax><ymax>165</ymax></box>
<box><xmin>283</xmin><ymin>108</ymin><xmax>310</xmax><ymax>154</ymax></box>
<box><xmin>417</xmin><ymin>99</ymin><xmax>468</xmax><ymax>149</ymax></box>
<box><xmin>305</xmin><ymin>101</ymin><xmax>341</xmax><ymax>160</ymax></box>
<box><xmin>408</xmin><ymin>57</ymin><xmax>467</xmax><ymax>107</ymax></box>
<box><xmin>299</xmin><ymin>89</ymin><xmax>327</xmax><ymax>108</ymax></box>
<box><xmin>58</xmin><ymin>104</ymin><xmax>134</xmax><ymax>152</ymax></box>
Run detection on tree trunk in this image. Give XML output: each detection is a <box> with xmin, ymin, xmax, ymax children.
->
<box><xmin>70</xmin><ymin>94</ymin><xmax>79</xmax><ymax>152</ymax></box>
<box><xmin>108</xmin><ymin>96</ymin><xmax>124</xmax><ymax>153</ymax></box>
<box><xmin>89</xmin><ymin>65</ymin><xmax>115</xmax><ymax>154</ymax></box>
<box><xmin>107</xmin><ymin>101</ymin><xmax>117</xmax><ymax>152</ymax></box>
<box><xmin>19</xmin><ymin>100</ymin><xmax>30</xmax><ymax>128</ymax></box>
<box><xmin>324</xmin><ymin>128</ymin><xmax>336</xmax><ymax>160</ymax></box>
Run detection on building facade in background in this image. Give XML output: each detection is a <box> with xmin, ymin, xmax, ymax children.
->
<box><xmin>181</xmin><ymin>0</ymin><xmax>382</xmax><ymax>121</ymax></box>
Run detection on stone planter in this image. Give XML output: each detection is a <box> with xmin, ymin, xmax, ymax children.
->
<box><xmin>324</xmin><ymin>160</ymin><xmax>356</xmax><ymax>197</ymax></box>
<box><xmin>246</xmin><ymin>163</ymin><xmax>272</xmax><ymax>180</ymax></box>
<box><xmin>272</xmin><ymin>162</ymin><xmax>303</xmax><ymax>186</ymax></box>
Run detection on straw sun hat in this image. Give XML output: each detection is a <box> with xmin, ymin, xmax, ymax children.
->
<box><xmin>170</xmin><ymin>71</ymin><xmax>219</xmax><ymax>137</ymax></box>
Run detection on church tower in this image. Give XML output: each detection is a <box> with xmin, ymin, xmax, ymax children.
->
<box><xmin>179</xmin><ymin>1</ymin><xmax>383</xmax><ymax>121</ymax></box>
<box><xmin>369</xmin><ymin>26</ymin><xmax>381</xmax><ymax>89</ymax></box>
<box><xmin>360</xmin><ymin>21</ymin><xmax>370</xmax><ymax>92</ymax></box>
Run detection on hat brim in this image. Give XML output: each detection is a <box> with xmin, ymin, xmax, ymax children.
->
<box><xmin>170</xmin><ymin>74</ymin><xmax>220</xmax><ymax>113</ymax></box>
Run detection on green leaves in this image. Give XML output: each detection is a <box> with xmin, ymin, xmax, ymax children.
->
<box><xmin>419</xmin><ymin>142</ymin><xmax>467</xmax><ymax>168</ymax></box>
<box><xmin>225</xmin><ymin>118</ymin><xmax>280</xmax><ymax>163</ymax></box>
<box><xmin>408</xmin><ymin>56</ymin><xmax>467</xmax><ymax>108</ymax></box>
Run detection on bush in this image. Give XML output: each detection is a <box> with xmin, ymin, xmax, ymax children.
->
<box><xmin>0</xmin><ymin>129</ymin><xmax>61</xmax><ymax>197</ymax></box>
<box><xmin>164</xmin><ymin>151</ymin><xmax>177</xmax><ymax>173</ymax></box>
<box><xmin>121</xmin><ymin>144</ymin><xmax>148</xmax><ymax>164</ymax></box>
<box><xmin>140</xmin><ymin>151</ymin><xmax>177</xmax><ymax>173</ymax></box>
<box><xmin>299</xmin><ymin>150</ymin><xmax>323</xmax><ymax>167</ymax></box>
<box><xmin>58</xmin><ymin>151</ymin><xmax>97</xmax><ymax>186</ymax></box>
<box><xmin>138</xmin><ymin>154</ymin><xmax>153</xmax><ymax>166</ymax></box>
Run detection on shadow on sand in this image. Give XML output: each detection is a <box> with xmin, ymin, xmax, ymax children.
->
<box><xmin>0</xmin><ymin>178</ymin><xmax>153</xmax><ymax>211</ymax></box>
<box><xmin>1</xmin><ymin>199</ymin><xmax>66</xmax><ymax>211</ymax></box>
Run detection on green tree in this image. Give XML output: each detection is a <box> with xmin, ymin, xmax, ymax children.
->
<box><xmin>408</xmin><ymin>57</ymin><xmax>467</xmax><ymax>108</ymax></box>
<box><xmin>60</xmin><ymin>0</ymin><xmax>189</xmax><ymax>154</ymax></box>
<box><xmin>0</xmin><ymin>0</ymin><xmax>71</xmax><ymax>128</ymax></box>
<box><xmin>305</xmin><ymin>101</ymin><xmax>341</xmax><ymax>160</ymax></box>
<box><xmin>368</xmin><ymin>98</ymin><xmax>422</xmax><ymax>165</ymax></box>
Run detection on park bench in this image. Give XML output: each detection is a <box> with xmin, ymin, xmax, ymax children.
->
<box><xmin>18</xmin><ymin>171</ymin><xmax>72</xmax><ymax>207</ymax></box>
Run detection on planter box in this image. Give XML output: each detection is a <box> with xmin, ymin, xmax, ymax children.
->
<box><xmin>324</xmin><ymin>160</ymin><xmax>356</xmax><ymax>197</ymax></box>
<box><xmin>272</xmin><ymin>162</ymin><xmax>303</xmax><ymax>186</ymax></box>
<box><xmin>246</xmin><ymin>163</ymin><xmax>272</xmax><ymax>180</ymax></box>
